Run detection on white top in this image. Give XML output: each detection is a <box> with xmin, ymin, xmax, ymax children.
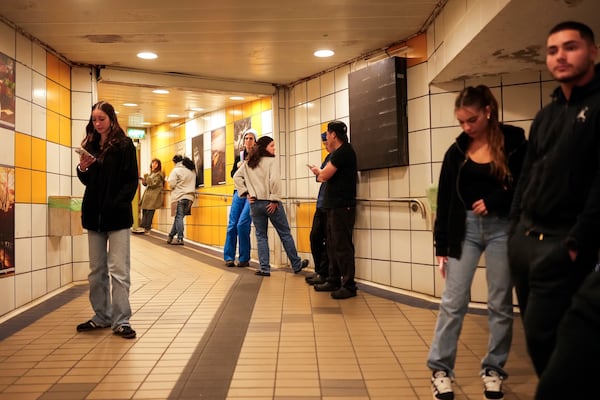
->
<box><xmin>233</xmin><ymin>157</ymin><xmax>281</xmax><ymax>202</ymax></box>
<box><xmin>167</xmin><ymin>162</ymin><xmax>196</xmax><ymax>203</ymax></box>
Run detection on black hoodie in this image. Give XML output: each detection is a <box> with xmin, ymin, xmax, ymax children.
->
<box><xmin>435</xmin><ymin>124</ymin><xmax>527</xmax><ymax>258</ymax></box>
<box><xmin>510</xmin><ymin>64</ymin><xmax>600</xmax><ymax>253</ymax></box>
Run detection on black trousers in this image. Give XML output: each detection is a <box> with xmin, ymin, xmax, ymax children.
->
<box><xmin>310</xmin><ymin>207</ymin><xmax>329</xmax><ymax>277</ymax></box>
<box><xmin>536</xmin><ymin>271</ymin><xmax>600</xmax><ymax>399</ymax></box>
<box><xmin>508</xmin><ymin>222</ymin><xmax>594</xmax><ymax>376</ymax></box>
<box><xmin>140</xmin><ymin>209</ymin><xmax>156</xmax><ymax>230</ymax></box>
<box><xmin>325</xmin><ymin>207</ymin><xmax>356</xmax><ymax>291</ymax></box>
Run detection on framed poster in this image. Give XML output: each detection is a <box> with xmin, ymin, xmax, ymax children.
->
<box><xmin>0</xmin><ymin>166</ymin><xmax>15</xmax><ymax>276</ymax></box>
<box><xmin>192</xmin><ymin>134</ymin><xmax>204</xmax><ymax>187</ymax></box>
<box><xmin>0</xmin><ymin>53</ymin><xmax>15</xmax><ymax>130</ymax></box>
<box><xmin>211</xmin><ymin>127</ymin><xmax>226</xmax><ymax>185</ymax></box>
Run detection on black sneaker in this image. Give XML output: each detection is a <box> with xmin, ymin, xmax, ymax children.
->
<box><xmin>314</xmin><ymin>282</ymin><xmax>340</xmax><ymax>292</ymax></box>
<box><xmin>481</xmin><ymin>369</ymin><xmax>504</xmax><ymax>400</ymax></box>
<box><xmin>237</xmin><ymin>261</ymin><xmax>250</xmax><ymax>268</ymax></box>
<box><xmin>76</xmin><ymin>320</ymin><xmax>109</xmax><ymax>332</ymax></box>
<box><xmin>255</xmin><ymin>270</ymin><xmax>271</xmax><ymax>277</ymax></box>
<box><xmin>166</xmin><ymin>236</ymin><xmax>173</xmax><ymax>244</ymax></box>
<box><xmin>113</xmin><ymin>325</ymin><xmax>136</xmax><ymax>339</ymax></box>
<box><xmin>170</xmin><ymin>238</ymin><xmax>184</xmax><ymax>245</ymax></box>
<box><xmin>306</xmin><ymin>274</ymin><xmax>326</xmax><ymax>285</ymax></box>
<box><xmin>225</xmin><ymin>260</ymin><xmax>235</xmax><ymax>268</ymax></box>
<box><xmin>431</xmin><ymin>370</ymin><xmax>454</xmax><ymax>400</ymax></box>
<box><xmin>331</xmin><ymin>287</ymin><xmax>357</xmax><ymax>299</ymax></box>
<box><xmin>294</xmin><ymin>259</ymin><xmax>309</xmax><ymax>274</ymax></box>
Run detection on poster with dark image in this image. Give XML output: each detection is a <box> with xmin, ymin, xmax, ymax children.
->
<box><xmin>0</xmin><ymin>52</ymin><xmax>16</xmax><ymax>130</ymax></box>
<box><xmin>0</xmin><ymin>166</ymin><xmax>15</xmax><ymax>276</ymax></box>
<box><xmin>192</xmin><ymin>134</ymin><xmax>204</xmax><ymax>187</ymax></box>
<box><xmin>211</xmin><ymin>127</ymin><xmax>226</xmax><ymax>185</ymax></box>
<box><xmin>233</xmin><ymin>117</ymin><xmax>251</xmax><ymax>159</ymax></box>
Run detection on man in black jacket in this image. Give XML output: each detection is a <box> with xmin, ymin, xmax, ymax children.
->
<box><xmin>508</xmin><ymin>21</ymin><xmax>600</xmax><ymax>378</ymax></box>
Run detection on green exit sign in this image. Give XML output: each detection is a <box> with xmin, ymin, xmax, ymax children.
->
<box><xmin>127</xmin><ymin>128</ymin><xmax>146</xmax><ymax>139</ymax></box>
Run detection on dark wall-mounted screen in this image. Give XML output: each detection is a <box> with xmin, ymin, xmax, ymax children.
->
<box><xmin>348</xmin><ymin>56</ymin><xmax>408</xmax><ymax>171</ymax></box>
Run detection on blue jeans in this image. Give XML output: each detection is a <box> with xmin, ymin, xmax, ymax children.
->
<box><xmin>223</xmin><ymin>190</ymin><xmax>251</xmax><ymax>262</ymax></box>
<box><xmin>87</xmin><ymin>229</ymin><xmax>132</xmax><ymax>330</ymax></box>
<box><xmin>428</xmin><ymin>211</ymin><xmax>513</xmax><ymax>378</ymax></box>
<box><xmin>250</xmin><ymin>200</ymin><xmax>302</xmax><ymax>273</ymax></box>
<box><xmin>169</xmin><ymin>199</ymin><xmax>191</xmax><ymax>240</ymax></box>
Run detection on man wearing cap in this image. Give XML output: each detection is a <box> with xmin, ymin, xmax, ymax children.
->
<box><xmin>309</xmin><ymin>121</ymin><xmax>358</xmax><ymax>299</ymax></box>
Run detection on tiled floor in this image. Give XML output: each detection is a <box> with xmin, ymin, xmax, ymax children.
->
<box><xmin>0</xmin><ymin>233</ymin><xmax>538</xmax><ymax>399</ymax></box>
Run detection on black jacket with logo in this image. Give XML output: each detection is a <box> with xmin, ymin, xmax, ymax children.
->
<box><xmin>435</xmin><ymin>124</ymin><xmax>527</xmax><ymax>258</ymax></box>
<box><xmin>510</xmin><ymin>64</ymin><xmax>600</xmax><ymax>253</ymax></box>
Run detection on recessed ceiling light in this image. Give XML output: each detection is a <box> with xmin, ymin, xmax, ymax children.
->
<box><xmin>123</xmin><ymin>103</ymin><xmax>138</xmax><ymax>107</ymax></box>
<box><xmin>167</xmin><ymin>114</ymin><xmax>180</xmax><ymax>118</ymax></box>
<box><xmin>190</xmin><ymin>107</ymin><xmax>204</xmax><ymax>112</ymax></box>
<box><xmin>137</xmin><ymin>52</ymin><xmax>158</xmax><ymax>60</ymax></box>
<box><xmin>314</xmin><ymin>49</ymin><xmax>334</xmax><ymax>58</ymax></box>
<box><xmin>141</xmin><ymin>122</ymin><xmax>152</xmax><ymax>126</ymax></box>
<box><xmin>229</xmin><ymin>96</ymin><xmax>245</xmax><ymax>101</ymax></box>
<box><xmin>153</xmin><ymin>89</ymin><xmax>169</xmax><ymax>94</ymax></box>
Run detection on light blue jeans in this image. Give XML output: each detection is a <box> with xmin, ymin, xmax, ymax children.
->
<box><xmin>224</xmin><ymin>190</ymin><xmax>251</xmax><ymax>262</ymax></box>
<box><xmin>87</xmin><ymin>229</ymin><xmax>132</xmax><ymax>330</ymax></box>
<box><xmin>169</xmin><ymin>199</ymin><xmax>191</xmax><ymax>240</ymax></box>
<box><xmin>427</xmin><ymin>211</ymin><xmax>513</xmax><ymax>378</ymax></box>
<box><xmin>250</xmin><ymin>200</ymin><xmax>302</xmax><ymax>273</ymax></box>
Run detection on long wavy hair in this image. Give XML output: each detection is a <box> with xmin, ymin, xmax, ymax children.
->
<box><xmin>150</xmin><ymin>158</ymin><xmax>162</xmax><ymax>173</ymax></box>
<box><xmin>81</xmin><ymin>101</ymin><xmax>128</xmax><ymax>161</ymax></box>
<box><xmin>247</xmin><ymin>136</ymin><xmax>274</xmax><ymax>169</ymax></box>
<box><xmin>455</xmin><ymin>85</ymin><xmax>510</xmax><ymax>184</ymax></box>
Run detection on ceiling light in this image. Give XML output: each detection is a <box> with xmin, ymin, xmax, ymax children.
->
<box><xmin>141</xmin><ymin>122</ymin><xmax>152</xmax><ymax>126</ymax></box>
<box><xmin>152</xmin><ymin>89</ymin><xmax>169</xmax><ymax>94</ymax></box>
<box><xmin>123</xmin><ymin>103</ymin><xmax>138</xmax><ymax>107</ymax></box>
<box><xmin>314</xmin><ymin>49</ymin><xmax>334</xmax><ymax>58</ymax></box>
<box><xmin>190</xmin><ymin>107</ymin><xmax>204</xmax><ymax>112</ymax></box>
<box><xmin>137</xmin><ymin>52</ymin><xmax>158</xmax><ymax>60</ymax></box>
<box><xmin>167</xmin><ymin>114</ymin><xmax>180</xmax><ymax>118</ymax></box>
<box><xmin>229</xmin><ymin>96</ymin><xmax>245</xmax><ymax>101</ymax></box>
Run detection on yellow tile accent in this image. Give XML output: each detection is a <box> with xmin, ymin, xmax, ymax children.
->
<box><xmin>46</xmin><ymin>80</ymin><xmax>60</xmax><ymax>113</ymax></box>
<box><xmin>15</xmin><ymin>132</ymin><xmax>31</xmax><ymax>169</ymax></box>
<box><xmin>15</xmin><ymin>168</ymin><xmax>31</xmax><ymax>203</ymax></box>
<box><xmin>58</xmin><ymin>59</ymin><xmax>70</xmax><ymax>89</ymax></box>
<box><xmin>31</xmin><ymin>137</ymin><xmax>46</xmax><ymax>171</ymax></box>
<box><xmin>59</xmin><ymin>115</ymin><xmax>71</xmax><ymax>146</ymax></box>
<box><xmin>251</xmin><ymin>99</ymin><xmax>261</xmax><ymax>116</ymax></box>
<box><xmin>261</xmin><ymin>97</ymin><xmax>272</xmax><ymax>111</ymax></box>
<box><xmin>296</xmin><ymin>227</ymin><xmax>311</xmax><ymax>253</ymax></box>
<box><xmin>59</xmin><ymin>85</ymin><xmax>70</xmax><ymax>117</ymax></box>
<box><xmin>296</xmin><ymin>202</ymin><xmax>315</xmax><ymax>229</ymax></box>
<box><xmin>251</xmin><ymin>115</ymin><xmax>261</xmax><ymax>136</ymax></box>
<box><xmin>242</xmin><ymin>102</ymin><xmax>252</xmax><ymax>118</ymax></box>
<box><xmin>46</xmin><ymin>53</ymin><xmax>59</xmax><ymax>83</ymax></box>
<box><xmin>31</xmin><ymin>171</ymin><xmax>46</xmax><ymax>204</ymax></box>
<box><xmin>46</xmin><ymin>111</ymin><xmax>60</xmax><ymax>143</ymax></box>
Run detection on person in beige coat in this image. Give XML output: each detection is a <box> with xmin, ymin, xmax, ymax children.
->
<box><xmin>139</xmin><ymin>158</ymin><xmax>164</xmax><ymax>233</ymax></box>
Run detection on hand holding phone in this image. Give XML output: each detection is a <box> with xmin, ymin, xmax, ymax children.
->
<box><xmin>75</xmin><ymin>147</ymin><xmax>95</xmax><ymax>159</ymax></box>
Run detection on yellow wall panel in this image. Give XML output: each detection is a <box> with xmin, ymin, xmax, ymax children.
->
<box><xmin>46</xmin><ymin>53</ymin><xmax>59</xmax><ymax>83</ymax></box>
<box><xmin>15</xmin><ymin>168</ymin><xmax>31</xmax><ymax>203</ymax></box>
<box><xmin>59</xmin><ymin>86</ymin><xmax>70</xmax><ymax>117</ymax></box>
<box><xmin>31</xmin><ymin>137</ymin><xmax>46</xmax><ymax>171</ymax></box>
<box><xmin>261</xmin><ymin>97</ymin><xmax>272</xmax><ymax>111</ymax></box>
<box><xmin>58</xmin><ymin>59</ymin><xmax>70</xmax><ymax>89</ymax></box>
<box><xmin>296</xmin><ymin>203</ymin><xmax>315</xmax><ymax>229</ymax></box>
<box><xmin>242</xmin><ymin>102</ymin><xmax>252</xmax><ymax>118</ymax></box>
<box><xmin>59</xmin><ymin>115</ymin><xmax>71</xmax><ymax>146</ymax></box>
<box><xmin>46</xmin><ymin>111</ymin><xmax>60</xmax><ymax>143</ymax></box>
<box><xmin>31</xmin><ymin>171</ymin><xmax>46</xmax><ymax>204</ymax></box>
<box><xmin>251</xmin><ymin>99</ymin><xmax>261</xmax><ymax>115</ymax></box>
<box><xmin>296</xmin><ymin>227</ymin><xmax>311</xmax><ymax>253</ymax></box>
<box><xmin>14</xmin><ymin>133</ymin><xmax>31</xmax><ymax>169</ymax></box>
<box><xmin>46</xmin><ymin>80</ymin><xmax>60</xmax><ymax>113</ymax></box>
<box><xmin>250</xmin><ymin>115</ymin><xmax>261</xmax><ymax>136</ymax></box>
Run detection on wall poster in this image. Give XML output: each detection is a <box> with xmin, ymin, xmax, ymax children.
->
<box><xmin>0</xmin><ymin>166</ymin><xmax>15</xmax><ymax>276</ymax></box>
<box><xmin>233</xmin><ymin>117</ymin><xmax>251</xmax><ymax>159</ymax></box>
<box><xmin>0</xmin><ymin>52</ymin><xmax>15</xmax><ymax>130</ymax></box>
<box><xmin>211</xmin><ymin>127</ymin><xmax>226</xmax><ymax>185</ymax></box>
<box><xmin>192</xmin><ymin>134</ymin><xmax>204</xmax><ymax>187</ymax></box>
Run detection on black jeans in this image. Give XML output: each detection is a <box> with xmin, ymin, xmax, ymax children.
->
<box><xmin>508</xmin><ymin>222</ymin><xmax>594</xmax><ymax>376</ymax></box>
<box><xmin>310</xmin><ymin>207</ymin><xmax>329</xmax><ymax>277</ymax></box>
<box><xmin>140</xmin><ymin>209</ymin><xmax>156</xmax><ymax>230</ymax></box>
<box><xmin>536</xmin><ymin>271</ymin><xmax>600</xmax><ymax>399</ymax></box>
<box><xmin>325</xmin><ymin>207</ymin><xmax>356</xmax><ymax>291</ymax></box>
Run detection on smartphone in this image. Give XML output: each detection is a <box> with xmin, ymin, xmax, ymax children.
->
<box><xmin>75</xmin><ymin>147</ymin><xmax>95</xmax><ymax>159</ymax></box>
<box><xmin>306</xmin><ymin>163</ymin><xmax>314</xmax><ymax>169</ymax></box>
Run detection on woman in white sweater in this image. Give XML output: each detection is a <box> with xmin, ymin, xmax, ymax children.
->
<box><xmin>167</xmin><ymin>155</ymin><xmax>196</xmax><ymax>245</ymax></box>
<box><xmin>234</xmin><ymin>136</ymin><xmax>308</xmax><ymax>276</ymax></box>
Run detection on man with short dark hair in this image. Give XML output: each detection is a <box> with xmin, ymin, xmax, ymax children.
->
<box><xmin>310</xmin><ymin>121</ymin><xmax>358</xmax><ymax>299</ymax></box>
<box><xmin>508</xmin><ymin>20</ymin><xmax>600</xmax><ymax>378</ymax></box>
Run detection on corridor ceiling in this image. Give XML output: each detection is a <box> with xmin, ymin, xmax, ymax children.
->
<box><xmin>0</xmin><ymin>0</ymin><xmax>598</xmax><ymax>127</ymax></box>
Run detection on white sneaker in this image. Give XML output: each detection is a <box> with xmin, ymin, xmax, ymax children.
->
<box><xmin>481</xmin><ymin>369</ymin><xmax>504</xmax><ymax>400</ymax></box>
<box><xmin>431</xmin><ymin>370</ymin><xmax>454</xmax><ymax>400</ymax></box>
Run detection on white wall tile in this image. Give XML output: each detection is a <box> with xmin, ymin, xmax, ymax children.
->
<box><xmin>16</xmin><ymin>63</ymin><xmax>32</xmax><ymax>102</ymax></box>
<box><xmin>0</xmin><ymin>276</ymin><xmax>15</xmax><ymax>315</ymax></box>
<box><xmin>47</xmin><ymin>266</ymin><xmax>61</xmax><ymax>292</ymax></box>
<box><xmin>502</xmin><ymin>70</ymin><xmax>541</xmax><ymax>85</ymax></box>
<box><xmin>47</xmin><ymin>173</ymin><xmax>60</xmax><ymax>197</ymax></box>
<box><xmin>370</xmin><ymin>204</ymin><xmax>390</xmax><ymax>230</ymax></box>
<box><xmin>46</xmin><ymin>141</ymin><xmax>60</xmax><ymax>174</ymax></box>
<box><xmin>321</xmin><ymin>71</ymin><xmax>335</xmax><ymax>96</ymax></box>
<box><xmin>73</xmin><ymin>262</ymin><xmax>89</xmax><ymax>281</ymax></box>
<box><xmin>31</xmin><ymin>103</ymin><xmax>46</xmax><ymax>139</ymax></box>
<box><xmin>15</xmin><ymin>272</ymin><xmax>32</xmax><ymax>307</ymax></box>
<box><xmin>503</xmin><ymin>83</ymin><xmax>541</xmax><ymax>122</ymax></box>
<box><xmin>59</xmin><ymin>173</ymin><xmax>71</xmax><ymax>196</ymax></box>
<box><xmin>407</xmin><ymin>63</ymin><xmax>429</xmax><ymax>99</ymax></box>
<box><xmin>409</xmin><ymin>163</ymin><xmax>432</xmax><ymax>198</ymax></box>
<box><xmin>72</xmin><ymin>91</ymin><xmax>93</xmax><ymax>121</ymax></box>
<box><xmin>47</xmin><ymin>236</ymin><xmax>61</xmax><ymax>268</ymax></box>
<box><xmin>0</xmin><ymin>128</ymin><xmax>15</xmax><ymax>165</ymax></box>
<box><xmin>15</xmin><ymin>203</ymin><xmax>31</xmax><ymax>238</ymax></box>
<box><xmin>409</xmin><ymin>129</ymin><xmax>431</xmax><ymax>165</ymax></box>
<box><xmin>391</xmin><ymin>262</ymin><xmax>412</xmax><ymax>290</ymax></box>
<box><xmin>411</xmin><ymin>230</ymin><xmax>434</xmax><ymax>265</ymax></box>
<box><xmin>14</xmin><ymin>238</ymin><xmax>31</xmax><ymax>274</ymax></box>
<box><xmin>334</xmin><ymin>89</ymin><xmax>349</xmax><ymax>119</ymax></box>
<box><xmin>307</xmin><ymin>78</ymin><xmax>320</xmax><ymax>101</ymax></box>
<box><xmin>320</xmin><ymin>94</ymin><xmax>335</xmax><ymax>123</ymax></box>
<box><xmin>61</xmin><ymin>263</ymin><xmax>73</xmax><ymax>286</ymax></box>
<box><xmin>31</xmin><ymin>204</ymin><xmax>47</xmax><ymax>237</ymax></box>
<box><xmin>16</xmin><ymin>33</ymin><xmax>32</xmax><ymax>68</ymax></box>
<box><xmin>369</xmin><ymin>168</ymin><xmax>389</xmax><ymax>198</ymax></box>
<box><xmin>371</xmin><ymin>229</ymin><xmax>391</xmax><ymax>261</ymax></box>
<box><xmin>71</xmin><ymin>67</ymin><xmax>93</xmax><ymax>92</ymax></box>
<box><xmin>32</xmin><ymin>269</ymin><xmax>47</xmax><ymax>298</ymax></box>
<box><xmin>371</xmin><ymin>259</ymin><xmax>391</xmax><ymax>286</ymax></box>
<box><xmin>390</xmin><ymin>230</ymin><xmax>411</xmax><ymax>262</ymax></box>
<box><xmin>293</xmin><ymin>105</ymin><xmax>307</xmax><ymax>130</ymax></box>
<box><xmin>390</xmin><ymin>203</ymin><xmax>411</xmax><ymax>230</ymax></box>
<box><xmin>354</xmin><ymin>228</ymin><xmax>371</xmax><ymax>259</ymax></box>
<box><xmin>431</xmin><ymin>126</ymin><xmax>457</xmax><ymax>163</ymax></box>
<box><xmin>0</xmin><ymin>22</ymin><xmax>15</xmax><ymax>57</ymax></box>
<box><xmin>31</xmin><ymin>236</ymin><xmax>47</xmax><ymax>271</ymax></box>
<box><xmin>430</xmin><ymin>92</ymin><xmax>457</xmax><ymax>128</ymax></box>
<box><xmin>15</xmin><ymin>98</ymin><xmax>31</xmax><ymax>135</ymax></box>
<box><xmin>355</xmin><ymin>257</ymin><xmax>371</xmax><ymax>281</ymax></box>
<box><xmin>307</xmin><ymin>99</ymin><xmax>320</xmax><ymax>128</ymax></box>
<box><xmin>31</xmin><ymin>43</ymin><xmax>46</xmax><ymax>75</ymax></box>
<box><xmin>411</xmin><ymin>263</ymin><xmax>435</xmax><ymax>296</ymax></box>
<box><xmin>334</xmin><ymin>65</ymin><xmax>349</xmax><ymax>91</ymax></box>
<box><xmin>407</xmin><ymin>96</ymin><xmax>430</xmax><ymax>132</ymax></box>
<box><xmin>59</xmin><ymin>144</ymin><xmax>71</xmax><ymax>176</ymax></box>
<box><xmin>389</xmin><ymin>166</ymin><xmax>410</xmax><ymax>198</ymax></box>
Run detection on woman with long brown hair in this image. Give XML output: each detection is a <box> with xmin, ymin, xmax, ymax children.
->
<box><xmin>75</xmin><ymin>101</ymin><xmax>139</xmax><ymax>339</ymax></box>
<box><xmin>428</xmin><ymin>86</ymin><xmax>527</xmax><ymax>400</ymax></box>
